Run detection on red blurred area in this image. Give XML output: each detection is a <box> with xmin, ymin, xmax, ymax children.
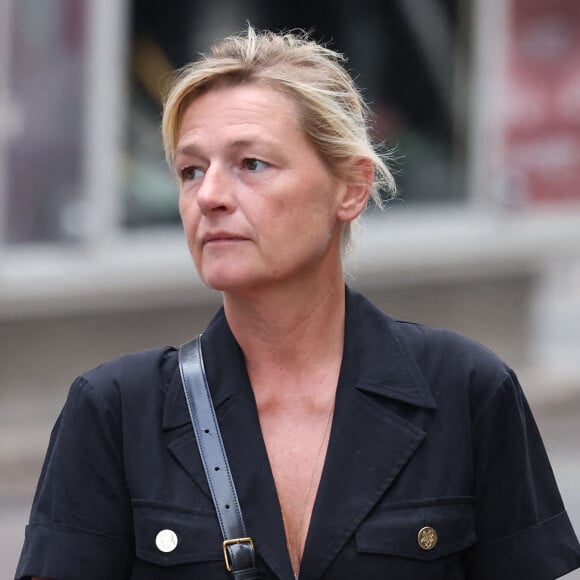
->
<box><xmin>503</xmin><ymin>0</ymin><xmax>580</xmax><ymax>204</ymax></box>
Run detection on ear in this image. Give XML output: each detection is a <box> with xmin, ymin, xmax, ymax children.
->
<box><xmin>336</xmin><ymin>157</ymin><xmax>374</xmax><ymax>223</ymax></box>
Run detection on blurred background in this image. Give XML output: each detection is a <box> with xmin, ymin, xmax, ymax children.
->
<box><xmin>1</xmin><ymin>0</ymin><xmax>580</xmax><ymax>576</ymax></box>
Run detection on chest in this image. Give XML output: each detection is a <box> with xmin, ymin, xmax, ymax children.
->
<box><xmin>258</xmin><ymin>402</ymin><xmax>335</xmax><ymax>574</ymax></box>
<box><xmin>128</xmin><ymin>396</ymin><xmax>475</xmax><ymax>580</ymax></box>
<box><xmin>124</xmin><ymin>389</ymin><xmax>476</xmax><ymax>580</ymax></box>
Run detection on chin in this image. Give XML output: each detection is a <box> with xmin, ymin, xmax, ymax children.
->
<box><xmin>202</xmin><ymin>267</ymin><xmax>287</xmax><ymax>296</ymax></box>
<box><xmin>200</xmin><ymin>268</ymin><xmax>257</xmax><ymax>293</ymax></box>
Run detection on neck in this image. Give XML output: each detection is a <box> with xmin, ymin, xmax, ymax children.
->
<box><xmin>223</xmin><ymin>269</ymin><xmax>347</xmax><ymax>385</ymax></box>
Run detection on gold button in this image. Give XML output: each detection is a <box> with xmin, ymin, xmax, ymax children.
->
<box><xmin>417</xmin><ymin>526</ymin><xmax>438</xmax><ymax>550</ymax></box>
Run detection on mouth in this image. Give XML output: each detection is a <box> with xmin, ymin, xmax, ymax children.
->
<box><xmin>201</xmin><ymin>233</ymin><xmax>248</xmax><ymax>246</ymax></box>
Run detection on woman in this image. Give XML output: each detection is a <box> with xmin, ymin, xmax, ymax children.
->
<box><xmin>17</xmin><ymin>27</ymin><xmax>580</xmax><ymax>580</ymax></box>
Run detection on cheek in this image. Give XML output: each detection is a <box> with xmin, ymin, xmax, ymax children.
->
<box><xmin>178</xmin><ymin>191</ymin><xmax>190</xmax><ymax>218</ymax></box>
<box><xmin>177</xmin><ymin>194</ymin><xmax>187</xmax><ymax>226</ymax></box>
<box><xmin>179</xmin><ymin>211</ymin><xmax>203</xmax><ymax>268</ymax></box>
<box><xmin>179</xmin><ymin>197</ymin><xmax>199</xmax><ymax>237</ymax></box>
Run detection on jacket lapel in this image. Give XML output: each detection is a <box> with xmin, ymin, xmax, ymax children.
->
<box><xmin>162</xmin><ymin>309</ymin><xmax>295</xmax><ymax>580</ymax></box>
<box><xmin>162</xmin><ymin>289</ymin><xmax>438</xmax><ymax>580</ymax></box>
<box><xmin>299</xmin><ymin>289</ymin><xmax>437</xmax><ymax>580</ymax></box>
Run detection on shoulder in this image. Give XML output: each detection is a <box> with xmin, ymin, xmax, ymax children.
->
<box><xmin>391</xmin><ymin>317</ymin><xmax>516</xmax><ymax>416</ymax></box>
<box><xmin>82</xmin><ymin>345</ymin><xmax>178</xmax><ymax>384</ymax></box>
<box><xmin>391</xmin><ymin>317</ymin><xmax>507</xmax><ymax>374</ymax></box>
<box><xmin>69</xmin><ymin>346</ymin><xmax>179</xmax><ymax>410</ymax></box>
<box><xmin>352</xmin><ymin>288</ymin><xmax>509</xmax><ymax>380</ymax></box>
<box><xmin>349</xmin><ymin>289</ymin><xmax>512</xmax><ymax>408</ymax></box>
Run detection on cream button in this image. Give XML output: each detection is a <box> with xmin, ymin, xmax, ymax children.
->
<box><xmin>155</xmin><ymin>529</ymin><xmax>178</xmax><ymax>553</ymax></box>
<box><xmin>417</xmin><ymin>526</ymin><xmax>438</xmax><ymax>551</ymax></box>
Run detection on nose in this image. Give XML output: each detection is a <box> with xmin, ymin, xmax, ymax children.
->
<box><xmin>196</xmin><ymin>163</ymin><xmax>235</xmax><ymax>215</ymax></box>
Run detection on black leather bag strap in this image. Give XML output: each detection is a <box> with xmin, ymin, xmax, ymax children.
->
<box><xmin>179</xmin><ymin>335</ymin><xmax>259</xmax><ymax>579</ymax></box>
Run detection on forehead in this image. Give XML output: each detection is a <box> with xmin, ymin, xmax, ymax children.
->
<box><xmin>177</xmin><ymin>84</ymin><xmax>303</xmax><ymax>144</ymax></box>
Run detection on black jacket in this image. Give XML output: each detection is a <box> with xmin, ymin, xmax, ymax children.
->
<box><xmin>16</xmin><ymin>288</ymin><xmax>580</xmax><ymax>579</ymax></box>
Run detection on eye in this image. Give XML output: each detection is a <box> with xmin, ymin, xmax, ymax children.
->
<box><xmin>180</xmin><ymin>166</ymin><xmax>205</xmax><ymax>181</ymax></box>
<box><xmin>241</xmin><ymin>158</ymin><xmax>269</xmax><ymax>172</ymax></box>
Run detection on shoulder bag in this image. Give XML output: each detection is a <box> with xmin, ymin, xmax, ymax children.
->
<box><xmin>179</xmin><ymin>335</ymin><xmax>260</xmax><ymax>579</ymax></box>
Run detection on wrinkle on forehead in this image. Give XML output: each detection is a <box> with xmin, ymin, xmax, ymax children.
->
<box><xmin>176</xmin><ymin>85</ymin><xmax>303</xmax><ymax>151</ymax></box>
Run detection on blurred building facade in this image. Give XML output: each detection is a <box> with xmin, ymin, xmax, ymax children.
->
<box><xmin>2</xmin><ymin>0</ymin><xmax>580</xmax><ymax>441</ymax></box>
<box><xmin>1</xmin><ymin>0</ymin><xmax>580</xmax><ymax>361</ymax></box>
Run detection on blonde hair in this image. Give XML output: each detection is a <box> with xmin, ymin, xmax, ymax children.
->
<box><xmin>162</xmin><ymin>26</ymin><xmax>395</xmax><ymax>251</ymax></box>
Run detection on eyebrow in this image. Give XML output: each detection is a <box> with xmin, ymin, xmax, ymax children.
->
<box><xmin>173</xmin><ymin>143</ymin><xmax>202</xmax><ymax>162</ymax></box>
<box><xmin>174</xmin><ymin>136</ymin><xmax>281</xmax><ymax>161</ymax></box>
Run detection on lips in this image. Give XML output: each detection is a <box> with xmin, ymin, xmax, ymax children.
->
<box><xmin>201</xmin><ymin>232</ymin><xmax>248</xmax><ymax>246</ymax></box>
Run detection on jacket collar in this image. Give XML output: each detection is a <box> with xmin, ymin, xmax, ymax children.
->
<box><xmin>161</xmin><ymin>308</ymin><xmax>243</xmax><ymax>430</ymax></box>
<box><xmin>163</xmin><ymin>286</ymin><xmax>436</xmax><ymax>430</ymax></box>
<box><xmin>339</xmin><ymin>287</ymin><xmax>437</xmax><ymax>409</ymax></box>
<box><xmin>161</xmin><ymin>286</ymin><xmax>436</xmax><ymax>580</ymax></box>
<box><xmin>299</xmin><ymin>288</ymin><xmax>434</xmax><ymax>579</ymax></box>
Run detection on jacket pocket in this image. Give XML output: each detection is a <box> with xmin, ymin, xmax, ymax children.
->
<box><xmin>132</xmin><ymin>499</ymin><xmax>223</xmax><ymax>566</ymax></box>
<box><xmin>356</xmin><ymin>497</ymin><xmax>476</xmax><ymax>561</ymax></box>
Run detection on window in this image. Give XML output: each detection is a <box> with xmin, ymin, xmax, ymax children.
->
<box><xmin>3</xmin><ymin>0</ymin><xmax>88</xmax><ymax>244</ymax></box>
<box><xmin>124</xmin><ymin>0</ymin><xmax>468</xmax><ymax>229</ymax></box>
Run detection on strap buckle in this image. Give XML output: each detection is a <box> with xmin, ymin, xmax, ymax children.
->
<box><xmin>222</xmin><ymin>537</ymin><xmax>254</xmax><ymax>572</ymax></box>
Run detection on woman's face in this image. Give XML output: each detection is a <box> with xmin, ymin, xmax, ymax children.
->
<box><xmin>174</xmin><ymin>83</ymin><xmax>350</xmax><ymax>295</ymax></box>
